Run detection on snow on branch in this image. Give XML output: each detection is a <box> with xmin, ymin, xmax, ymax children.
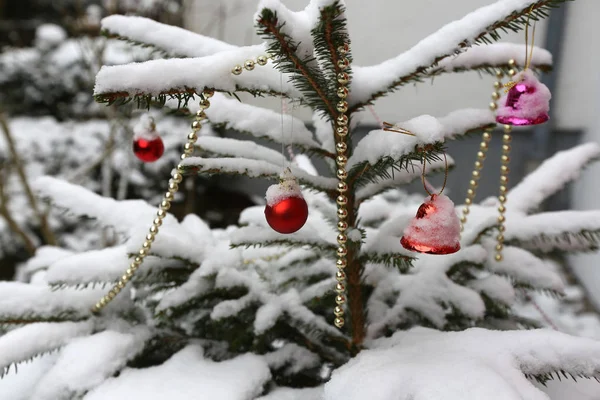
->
<box><xmin>197</xmin><ymin>136</ymin><xmax>286</xmax><ymax>166</ymax></box>
<box><xmin>0</xmin><ymin>282</ymin><xmax>103</xmax><ymax>322</ymax></box>
<box><xmin>93</xmin><ymin>44</ymin><xmax>300</xmax><ymax>105</ymax></box>
<box><xmin>378</xmin><ymin>246</ymin><xmax>488</xmax><ymax>331</ymax></box>
<box><xmin>349</xmin><ymin>0</ymin><xmax>562</xmax><ymax>110</ymax></box>
<box><xmin>346</xmin><ymin>108</ymin><xmax>494</xmax><ymax>175</ymax></box>
<box><xmin>101</xmin><ymin>15</ymin><xmax>236</xmax><ymax>57</ymax></box>
<box><xmin>180</xmin><ymin>157</ymin><xmax>337</xmax><ymax>192</ymax></box>
<box><xmin>84</xmin><ymin>345</ymin><xmax>271</xmax><ymax>399</ymax></box>
<box><xmin>483</xmin><ymin>242</ymin><xmax>564</xmax><ymax>293</ymax></box>
<box><xmin>156</xmin><ymin>242</ymin><xmax>241</xmax><ymax>312</ymax></box>
<box><xmin>34</xmin><ymin>177</ymin><xmax>212</xmax><ymax>264</ymax></box>
<box><xmin>505</xmin><ymin>210</ymin><xmax>600</xmax><ymax>253</ymax></box>
<box><xmin>508</xmin><ymin>143</ymin><xmax>600</xmax><ymax>213</ymax></box>
<box><xmin>0</xmin><ymin>321</ymin><xmax>92</xmax><ymax>377</ymax></box>
<box><xmin>230</xmin><ymin>226</ymin><xmax>336</xmax><ymax>253</ymax></box>
<box><xmin>30</xmin><ymin>328</ymin><xmax>150</xmax><ymax>399</ymax></box>
<box><xmin>45</xmin><ymin>246</ymin><xmax>188</xmax><ymax>286</ymax></box>
<box><xmin>324</xmin><ymin>327</ymin><xmax>600</xmax><ymax>400</ymax></box>
<box><xmin>434</xmin><ymin>43</ymin><xmax>551</xmax><ymax>74</ymax></box>
<box><xmin>255</xmin><ymin>0</ymin><xmax>337</xmax><ymax>117</ymax></box>
<box><xmin>34</xmin><ymin>176</ymin><xmax>160</xmax><ymax>234</ymax></box>
<box><xmin>206</xmin><ymin>94</ymin><xmax>324</xmax><ymax>154</ymax></box>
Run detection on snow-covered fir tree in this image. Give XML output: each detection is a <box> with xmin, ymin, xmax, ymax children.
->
<box><xmin>2</xmin><ymin>0</ymin><xmax>600</xmax><ymax>399</ymax></box>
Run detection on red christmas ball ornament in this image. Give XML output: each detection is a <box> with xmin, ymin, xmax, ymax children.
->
<box><xmin>133</xmin><ymin>136</ymin><xmax>164</xmax><ymax>163</ymax></box>
<box><xmin>264</xmin><ymin>169</ymin><xmax>308</xmax><ymax>234</ymax></box>
<box><xmin>400</xmin><ymin>193</ymin><xmax>461</xmax><ymax>255</ymax></box>
<box><xmin>133</xmin><ymin>114</ymin><xmax>164</xmax><ymax>163</ymax></box>
<box><xmin>265</xmin><ymin>196</ymin><xmax>309</xmax><ymax>234</ymax></box>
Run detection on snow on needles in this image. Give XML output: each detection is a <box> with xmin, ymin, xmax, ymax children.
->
<box><xmin>101</xmin><ymin>15</ymin><xmax>236</xmax><ymax>57</ymax></box>
<box><xmin>84</xmin><ymin>345</ymin><xmax>271</xmax><ymax>400</ymax></box>
<box><xmin>180</xmin><ymin>157</ymin><xmax>337</xmax><ymax>191</ymax></box>
<box><xmin>94</xmin><ymin>44</ymin><xmax>300</xmax><ymax>100</ymax></box>
<box><xmin>350</xmin><ymin>0</ymin><xmax>548</xmax><ymax>106</ymax></box>
<box><xmin>0</xmin><ymin>321</ymin><xmax>93</xmax><ymax>372</ymax></box>
<box><xmin>206</xmin><ymin>94</ymin><xmax>320</xmax><ymax>150</ymax></box>
<box><xmin>508</xmin><ymin>143</ymin><xmax>600</xmax><ymax>213</ymax></box>
<box><xmin>33</xmin><ymin>176</ymin><xmax>162</xmax><ymax>234</ymax></box>
<box><xmin>324</xmin><ymin>327</ymin><xmax>600</xmax><ymax>400</ymax></box>
<box><xmin>347</xmin><ymin>109</ymin><xmax>493</xmax><ymax>169</ymax></box>
<box><xmin>437</xmin><ymin>43</ymin><xmax>552</xmax><ymax>71</ymax></box>
<box><xmin>0</xmin><ymin>282</ymin><xmax>104</xmax><ymax>319</ymax></box>
<box><xmin>30</xmin><ymin>329</ymin><xmax>150</xmax><ymax>400</ymax></box>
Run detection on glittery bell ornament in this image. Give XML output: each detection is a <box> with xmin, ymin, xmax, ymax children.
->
<box><xmin>496</xmin><ymin>69</ymin><xmax>551</xmax><ymax>126</ymax></box>
<box><xmin>264</xmin><ymin>168</ymin><xmax>309</xmax><ymax>234</ymax></box>
<box><xmin>401</xmin><ymin>193</ymin><xmax>461</xmax><ymax>255</ymax></box>
<box><xmin>133</xmin><ymin>114</ymin><xmax>164</xmax><ymax>163</ymax></box>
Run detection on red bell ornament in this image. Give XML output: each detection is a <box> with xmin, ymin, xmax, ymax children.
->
<box><xmin>133</xmin><ymin>115</ymin><xmax>164</xmax><ymax>163</ymax></box>
<box><xmin>264</xmin><ymin>169</ymin><xmax>308</xmax><ymax>234</ymax></box>
<box><xmin>400</xmin><ymin>193</ymin><xmax>461</xmax><ymax>255</ymax></box>
<box><xmin>496</xmin><ymin>70</ymin><xmax>551</xmax><ymax>126</ymax></box>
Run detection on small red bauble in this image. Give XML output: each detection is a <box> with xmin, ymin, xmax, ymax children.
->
<box><xmin>265</xmin><ymin>196</ymin><xmax>309</xmax><ymax>234</ymax></box>
<box><xmin>400</xmin><ymin>194</ymin><xmax>461</xmax><ymax>255</ymax></box>
<box><xmin>133</xmin><ymin>136</ymin><xmax>164</xmax><ymax>163</ymax></box>
<box><xmin>264</xmin><ymin>169</ymin><xmax>309</xmax><ymax>234</ymax></box>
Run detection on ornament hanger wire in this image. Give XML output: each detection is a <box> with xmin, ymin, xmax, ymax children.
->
<box><xmin>280</xmin><ymin>71</ymin><xmax>286</xmax><ymax>170</ymax></box>
<box><xmin>524</xmin><ymin>5</ymin><xmax>537</xmax><ymax>72</ymax></box>
<box><xmin>421</xmin><ymin>152</ymin><xmax>448</xmax><ymax>198</ymax></box>
<box><xmin>382</xmin><ymin>122</ymin><xmax>415</xmax><ymax>136</ymax></box>
<box><xmin>505</xmin><ymin>5</ymin><xmax>537</xmax><ymax>93</ymax></box>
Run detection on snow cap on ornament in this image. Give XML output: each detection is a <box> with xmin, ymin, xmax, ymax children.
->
<box><xmin>496</xmin><ymin>69</ymin><xmax>551</xmax><ymax>126</ymax></box>
<box><xmin>264</xmin><ymin>168</ymin><xmax>308</xmax><ymax>234</ymax></box>
<box><xmin>401</xmin><ymin>193</ymin><xmax>461</xmax><ymax>255</ymax></box>
<box><xmin>133</xmin><ymin>114</ymin><xmax>164</xmax><ymax>163</ymax></box>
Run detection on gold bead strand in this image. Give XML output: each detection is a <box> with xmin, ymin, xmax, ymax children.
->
<box><xmin>460</xmin><ymin>130</ymin><xmax>492</xmax><ymax>231</ymax></box>
<box><xmin>333</xmin><ymin>43</ymin><xmax>350</xmax><ymax>329</ymax></box>
<box><xmin>231</xmin><ymin>54</ymin><xmax>271</xmax><ymax>75</ymax></box>
<box><xmin>460</xmin><ymin>68</ymin><xmax>506</xmax><ymax>232</ymax></box>
<box><xmin>91</xmin><ymin>89</ymin><xmax>214</xmax><ymax>313</ymax></box>
<box><xmin>495</xmin><ymin>64</ymin><xmax>516</xmax><ymax>262</ymax></box>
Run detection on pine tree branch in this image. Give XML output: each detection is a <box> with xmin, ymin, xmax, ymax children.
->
<box><xmin>418</xmin><ymin>43</ymin><xmax>552</xmax><ymax>84</ymax></box>
<box><xmin>349</xmin><ymin>143</ymin><xmax>447</xmax><ymax>188</ymax></box>
<box><xmin>358</xmin><ymin>251</ymin><xmax>414</xmax><ymax>273</ymax></box>
<box><xmin>506</xmin><ymin>229</ymin><xmax>600</xmax><ymax>254</ymax></box>
<box><xmin>207</xmin><ymin>122</ymin><xmax>335</xmax><ymax>159</ymax></box>
<box><xmin>179</xmin><ymin>157</ymin><xmax>337</xmax><ymax>193</ymax></box>
<box><xmin>355</xmin><ymin>159</ymin><xmax>452</xmax><ymax>204</ymax></box>
<box><xmin>230</xmin><ymin>227</ymin><xmax>337</xmax><ymax>254</ymax></box>
<box><xmin>347</xmin><ymin>112</ymin><xmax>495</xmax><ymax>187</ymax></box>
<box><xmin>93</xmin><ymin>44</ymin><xmax>297</xmax><ymax>108</ymax></box>
<box><xmin>508</xmin><ymin>143</ymin><xmax>600</xmax><ymax>214</ymax></box>
<box><xmin>256</xmin><ymin>8</ymin><xmax>337</xmax><ymax>119</ymax></box>
<box><xmin>349</xmin><ymin>0</ymin><xmax>572</xmax><ymax>111</ymax></box>
<box><xmin>100</xmin><ymin>15</ymin><xmax>236</xmax><ymax>58</ymax></box>
<box><xmin>95</xmin><ymin>87</ymin><xmax>286</xmax><ymax>110</ymax></box>
<box><xmin>0</xmin><ymin>312</ymin><xmax>88</xmax><ymax>325</ymax></box>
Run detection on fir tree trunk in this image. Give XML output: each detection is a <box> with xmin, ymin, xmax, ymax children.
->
<box><xmin>346</xmin><ymin>189</ymin><xmax>366</xmax><ymax>349</ymax></box>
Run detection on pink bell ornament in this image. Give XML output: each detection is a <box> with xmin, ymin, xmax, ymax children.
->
<box><xmin>400</xmin><ymin>193</ymin><xmax>461</xmax><ymax>255</ymax></box>
<box><xmin>495</xmin><ymin>70</ymin><xmax>551</xmax><ymax>126</ymax></box>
